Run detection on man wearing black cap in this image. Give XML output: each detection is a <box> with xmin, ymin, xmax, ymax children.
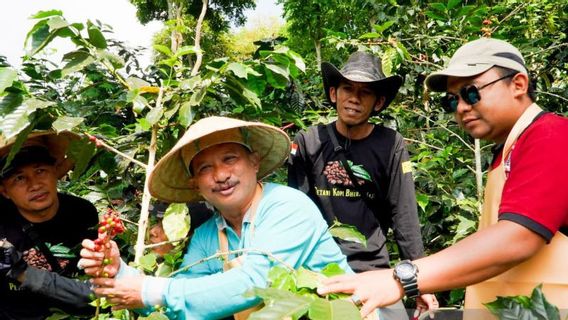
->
<box><xmin>0</xmin><ymin>131</ymin><xmax>98</xmax><ymax>319</ymax></box>
<box><xmin>288</xmin><ymin>51</ymin><xmax>436</xmax><ymax>318</ymax></box>
<box><xmin>317</xmin><ymin>39</ymin><xmax>568</xmax><ymax>319</ymax></box>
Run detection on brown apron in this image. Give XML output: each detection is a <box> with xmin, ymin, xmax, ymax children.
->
<box><xmin>464</xmin><ymin>104</ymin><xmax>568</xmax><ymax>319</ymax></box>
<box><xmin>218</xmin><ymin>184</ymin><xmax>263</xmax><ymax>320</ymax></box>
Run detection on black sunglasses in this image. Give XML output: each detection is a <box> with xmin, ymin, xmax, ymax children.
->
<box><xmin>441</xmin><ymin>72</ymin><xmax>517</xmax><ymax>113</ymax></box>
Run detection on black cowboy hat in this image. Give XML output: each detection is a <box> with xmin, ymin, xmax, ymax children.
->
<box><xmin>321</xmin><ymin>51</ymin><xmax>403</xmax><ymax>114</ymax></box>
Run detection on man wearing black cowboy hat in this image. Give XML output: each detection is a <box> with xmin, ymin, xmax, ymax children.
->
<box><xmin>288</xmin><ymin>51</ymin><xmax>436</xmax><ymax>317</ymax></box>
<box><xmin>0</xmin><ymin>131</ymin><xmax>98</xmax><ymax>319</ymax></box>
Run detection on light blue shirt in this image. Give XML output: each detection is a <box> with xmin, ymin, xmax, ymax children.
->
<box><xmin>127</xmin><ymin>183</ymin><xmax>351</xmax><ymax>319</ymax></box>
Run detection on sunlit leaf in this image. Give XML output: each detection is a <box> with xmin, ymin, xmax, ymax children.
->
<box><xmin>308</xmin><ymin>298</ymin><xmax>362</xmax><ymax>320</ymax></box>
<box><xmin>227</xmin><ymin>62</ymin><xmax>248</xmax><ymax>79</ymax></box>
<box><xmin>178</xmin><ymin>102</ymin><xmax>194</xmax><ymax>128</ymax></box>
<box><xmin>295</xmin><ymin>267</ymin><xmax>322</xmax><ymax>289</ymax></box>
<box><xmin>139</xmin><ymin>253</ymin><xmax>157</xmax><ymax>272</ymax></box>
<box><xmin>52</xmin><ymin>116</ymin><xmax>84</xmax><ymax>132</ymax></box>
<box><xmin>145</xmin><ymin>106</ymin><xmax>164</xmax><ymax>126</ymax></box>
<box><xmin>247</xmin><ymin>288</ymin><xmax>311</xmax><ymax>320</ymax></box>
<box><xmin>329</xmin><ymin>222</ymin><xmax>367</xmax><ymax>247</ymax></box>
<box><xmin>162</xmin><ymin>203</ymin><xmax>190</xmax><ymax>242</ymax></box>
<box><xmin>0</xmin><ymin>68</ymin><xmax>17</xmax><ymax>94</ymax></box>
<box><xmin>61</xmin><ymin>51</ymin><xmax>95</xmax><ymax>76</ymax></box>
<box><xmin>0</xmin><ymin>98</ymin><xmax>54</xmax><ymax>139</ymax></box>
<box><xmin>153</xmin><ymin>44</ymin><xmax>173</xmax><ymax>57</ymax></box>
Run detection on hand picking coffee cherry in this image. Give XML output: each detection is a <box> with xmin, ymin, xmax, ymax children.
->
<box><xmin>92</xmin><ymin>208</ymin><xmax>125</xmax><ymax>277</ymax></box>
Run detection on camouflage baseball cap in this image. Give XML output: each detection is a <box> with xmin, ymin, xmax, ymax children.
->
<box><xmin>425</xmin><ymin>38</ymin><xmax>528</xmax><ymax>92</ymax></box>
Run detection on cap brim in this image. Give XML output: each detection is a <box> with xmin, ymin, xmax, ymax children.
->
<box><xmin>321</xmin><ymin>62</ymin><xmax>403</xmax><ymax>112</ymax></box>
<box><xmin>425</xmin><ymin>64</ymin><xmax>493</xmax><ymax>92</ymax></box>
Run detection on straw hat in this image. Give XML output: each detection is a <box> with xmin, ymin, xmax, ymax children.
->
<box><xmin>321</xmin><ymin>51</ymin><xmax>403</xmax><ymax>114</ymax></box>
<box><xmin>149</xmin><ymin>116</ymin><xmax>291</xmax><ymax>203</ymax></box>
<box><xmin>0</xmin><ymin>130</ymin><xmax>81</xmax><ymax>179</ymax></box>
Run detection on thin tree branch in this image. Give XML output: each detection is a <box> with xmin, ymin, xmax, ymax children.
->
<box><xmin>144</xmin><ymin>238</ymin><xmax>185</xmax><ymax>249</ymax></box>
<box><xmin>169</xmin><ymin>248</ymin><xmax>295</xmax><ymax>277</ymax></box>
<box><xmin>403</xmin><ymin>138</ymin><xmax>443</xmax><ymax>151</ymax></box>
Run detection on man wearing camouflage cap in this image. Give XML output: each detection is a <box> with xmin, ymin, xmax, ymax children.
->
<box><xmin>316</xmin><ymin>38</ymin><xmax>568</xmax><ymax>319</ymax></box>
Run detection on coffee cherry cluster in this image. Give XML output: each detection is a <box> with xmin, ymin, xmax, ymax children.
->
<box><xmin>86</xmin><ymin>133</ymin><xmax>104</xmax><ymax>148</ymax></box>
<box><xmin>92</xmin><ymin>208</ymin><xmax>125</xmax><ymax>277</ymax></box>
<box><xmin>23</xmin><ymin>248</ymin><xmax>69</xmax><ymax>271</ymax></box>
<box><xmin>323</xmin><ymin>161</ymin><xmax>363</xmax><ymax>187</ymax></box>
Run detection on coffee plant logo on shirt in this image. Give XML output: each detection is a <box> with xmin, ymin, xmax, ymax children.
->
<box><xmin>323</xmin><ymin>160</ymin><xmax>372</xmax><ymax>187</ymax></box>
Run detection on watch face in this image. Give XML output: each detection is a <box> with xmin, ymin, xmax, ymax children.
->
<box><xmin>396</xmin><ymin>263</ymin><xmax>416</xmax><ymax>280</ymax></box>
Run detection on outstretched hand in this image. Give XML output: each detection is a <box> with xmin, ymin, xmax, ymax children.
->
<box><xmin>317</xmin><ymin>269</ymin><xmax>404</xmax><ymax>318</ymax></box>
<box><xmin>79</xmin><ymin>239</ymin><xmax>121</xmax><ymax>278</ymax></box>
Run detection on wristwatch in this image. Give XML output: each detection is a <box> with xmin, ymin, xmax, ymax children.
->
<box><xmin>393</xmin><ymin>259</ymin><xmax>420</xmax><ymax>298</ymax></box>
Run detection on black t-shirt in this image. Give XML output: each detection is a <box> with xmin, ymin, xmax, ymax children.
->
<box><xmin>0</xmin><ymin>193</ymin><xmax>98</xmax><ymax>320</ymax></box>
<box><xmin>288</xmin><ymin>123</ymin><xmax>424</xmax><ymax>271</ymax></box>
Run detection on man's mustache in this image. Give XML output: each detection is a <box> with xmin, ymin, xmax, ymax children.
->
<box><xmin>212</xmin><ymin>180</ymin><xmax>239</xmax><ymax>192</ymax></box>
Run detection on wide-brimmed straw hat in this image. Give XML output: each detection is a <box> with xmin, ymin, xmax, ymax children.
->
<box><xmin>0</xmin><ymin>130</ymin><xmax>81</xmax><ymax>179</ymax></box>
<box><xmin>321</xmin><ymin>51</ymin><xmax>403</xmax><ymax>114</ymax></box>
<box><xmin>149</xmin><ymin>116</ymin><xmax>291</xmax><ymax>203</ymax></box>
<box><xmin>425</xmin><ymin>38</ymin><xmax>528</xmax><ymax>92</ymax></box>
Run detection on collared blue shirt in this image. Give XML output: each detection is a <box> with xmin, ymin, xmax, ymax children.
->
<box><xmin>140</xmin><ymin>183</ymin><xmax>351</xmax><ymax>319</ymax></box>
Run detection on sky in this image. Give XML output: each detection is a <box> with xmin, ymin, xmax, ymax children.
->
<box><xmin>1</xmin><ymin>0</ymin><xmax>283</xmax><ymax>68</ymax></box>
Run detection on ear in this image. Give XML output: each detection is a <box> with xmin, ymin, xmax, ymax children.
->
<box><xmin>0</xmin><ymin>184</ymin><xmax>9</xmax><ymax>199</ymax></box>
<box><xmin>329</xmin><ymin>87</ymin><xmax>338</xmax><ymax>104</ymax></box>
<box><xmin>188</xmin><ymin>178</ymin><xmax>198</xmax><ymax>190</ymax></box>
<box><xmin>510</xmin><ymin>73</ymin><xmax>530</xmax><ymax>99</ymax></box>
<box><xmin>249</xmin><ymin>151</ymin><xmax>261</xmax><ymax>172</ymax></box>
<box><xmin>374</xmin><ymin>96</ymin><xmax>386</xmax><ymax>112</ymax></box>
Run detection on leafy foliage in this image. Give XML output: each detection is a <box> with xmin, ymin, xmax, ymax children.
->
<box><xmin>248</xmin><ymin>264</ymin><xmax>361</xmax><ymax>320</ymax></box>
<box><xmin>484</xmin><ymin>284</ymin><xmax>561</xmax><ymax>320</ymax></box>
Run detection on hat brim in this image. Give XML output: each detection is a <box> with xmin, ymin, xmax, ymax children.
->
<box><xmin>425</xmin><ymin>64</ymin><xmax>493</xmax><ymax>92</ymax></box>
<box><xmin>0</xmin><ymin>131</ymin><xmax>81</xmax><ymax>179</ymax></box>
<box><xmin>149</xmin><ymin>117</ymin><xmax>291</xmax><ymax>203</ymax></box>
<box><xmin>321</xmin><ymin>62</ymin><xmax>403</xmax><ymax>113</ymax></box>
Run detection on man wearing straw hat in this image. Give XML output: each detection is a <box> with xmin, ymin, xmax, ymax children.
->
<box><xmin>79</xmin><ymin>116</ymin><xmax>354</xmax><ymax>320</ymax></box>
<box><xmin>0</xmin><ymin>131</ymin><xmax>98</xmax><ymax>319</ymax></box>
<box><xmin>317</xmin><ymin>38</ymin><xmax>568</xmax><ymax>319</ymax></box>
<box><xmin>288</xmin><ymin>51</ymin><xmax>436</xmax><ymax>318</ymax></box>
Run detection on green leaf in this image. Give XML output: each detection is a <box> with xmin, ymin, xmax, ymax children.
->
<box><xmin>329</xmin><ymin>222</ymin><xmax>367</xmax><ymax>247</ymax></box>
<box><xmin>381</xmin><ymin>48</ymin><xmax>397</xmax><ymax>77</ymax></box>
<box><xmin>358</xmin><ymin>32</ymin><xmax>381</xmax><ymax>39</ymax></box>
<box><xmin>0</xmin><ymin>93</ymin><xmax>24</xmax><ymax>117</ymax></box>
<box><xmin>47</xmin><ymin>16</ymin><xmax>68</xmax><ymax>31</ymax></box>
<box><xmin>242</xmin><ymin>87</ymin><xmax>261</xmax><ymax>109</ymax></box>
<box><xmin>98</xmin><ymin>50</ymin><xmax>124</xmax><ymax>69</ymax></box>
<box><xmin>267</xmin><ymin>266</ymin><xmax>295</xmax><ymax>291</ymax></box>
<box><xmin>416</xmin><ymin>193</ymin><xmax>429</xmax><ymax>213</ymax></box>
<box><xmin>137</xmin><ymin>312</ymin><xmax>169</xmax><ymax>320</ymax></box>
<box><xmin>162</xmin><ymin>203</ymin><xmax>190</xmax><ymax>243</ymax></box>
<box><xmin>321</xmin><ymin>263</ymin><xmax>346</xmax><ymax>278</ymax></box>
<box><xmin>265</xmin><ymin>64</ymin><xmax>290</xmax><ymax>89</ymax></box>
<box><xmin>189</xmin><ymin>86</ymin><xmax>208</xmax><ymax>106</ymax></box>
<box><xmin>248</xmin><ymin>288</ymin><xmax>311</xmax><ymax>320</ymax></box>
<box><xmin>155</xmin><ymin>262</ymin><xmax>173</xmax><ymax>277</ymax></box>
<box><xmin>227</xmin><ymin>62</ymin><xmax>248</xmax><ymax>79</ymax></box>
<box><xmin>295</xmin><ymin>267</ymin><xmax>322</xmax><ymax>289</ymax></box>
<box><xmin>347</xmin><ymin>161</ymin><xmax>372</xmax><ymax>182</ymax></box>
<box><xmin>52</xmin><ymin>116</ymin><xmax>84</xmax><ymax>132</ymax></box>
<box><xmin>175</xmin><ymin>45</ymin><xmax>197</xmax><ymax>57</ymax></box>
<box><xmin>429</xmin><ymin>3</ymin><xmax>447</xmax><ymax>12</ymax></box>
<box><xmin>29</xmin><ymin>10</ymin><xmax>63</xmax><ymax>19</ymax></box>
<box><xmin>145</xmin><ymin>106</ymin><xmax>164</xmax><ymax>126</ymax></box>
<box><xmin>67</xmin><ymin>138</ymin><xmax>96</xmax><ymax>180</ymax></box>
<box><xmin>61</xmin><ymin>51</ymin><xmax>95</xmax><ymax>76</ymax></box>
<box><xmin>153</xmin><ymin>44</ymin><xmax>173</xmax><ymax>57</ymax></box>
<box><xmin>139</xmin><ymin>253</ymin><xmax>158</xmax><ymax>272</ymax></box>
<box><xmin>0</xmin><ymin>98</ymin><xmax>54</xmax><ymax>139</ymax></box>
<box><xmin>178</xmin><ymin>102</ymin><xmax>194</xmax><ymax>128</ymax></box>
<box><xmin>0</xmin><ymin>68</ymin><xmax>18</xmax><ymax>93</ymax></box>
<box><xmin>87</xmin><ymin>24</ymin><xmax>107</xmax><ymax>49</ymax></box>
<box><xmin>373</xmin><ymin>20</ymin><xmax>395</xmax><ymax>34</ymax></box>
<box><xmin>132</xmin><ymin>95</ymin><xmax>149</xmax><ymax>114</ymax></box>
<box><xmin>447</xmin><ymin>0</ymin><xmax>462</xmax><ymax>10</ymax></box>
<box><xmin>308</xmin><ymin>298</ymin><xmax>362</xmax><ymax>320</ymax></box>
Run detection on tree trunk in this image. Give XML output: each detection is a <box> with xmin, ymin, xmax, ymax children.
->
<box><xmin>134</xmin><ymin>88</ymin><xmax>163</xmax><ymax>264</ymax></box>
<box><xmin>191</xmin><ymin>0</ymin><xmax>208</xmax><ymax>76</ymax></box>
<box><xmin>168</xmin><ymin>0</ymin><xmax>183</xmax><ymax>53</ymax></box>
<box><xmin>315</xmin><ymin>39</ymin><xmax>322</xmax><ymax>71</ymax></box>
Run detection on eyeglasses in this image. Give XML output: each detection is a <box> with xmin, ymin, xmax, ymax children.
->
<box><xmin>441</xmin><ymin>73</ymin><xmax>517</xmax><ymax>113</ymax></box>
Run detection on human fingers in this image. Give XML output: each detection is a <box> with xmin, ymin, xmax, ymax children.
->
<box><xmin>359</xmin><ymin>296</ymin><xmax>378</xmax><ymax>318</ymax></box>
<box><xmin>317</xmin><ymin>275</ymin><xmax>358</xmax><ymax>295</ymax></box>
<box><xmin>91</xmin><ymin>277</ymin><xmax>116</xmax><ymax>288</ymax></box>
